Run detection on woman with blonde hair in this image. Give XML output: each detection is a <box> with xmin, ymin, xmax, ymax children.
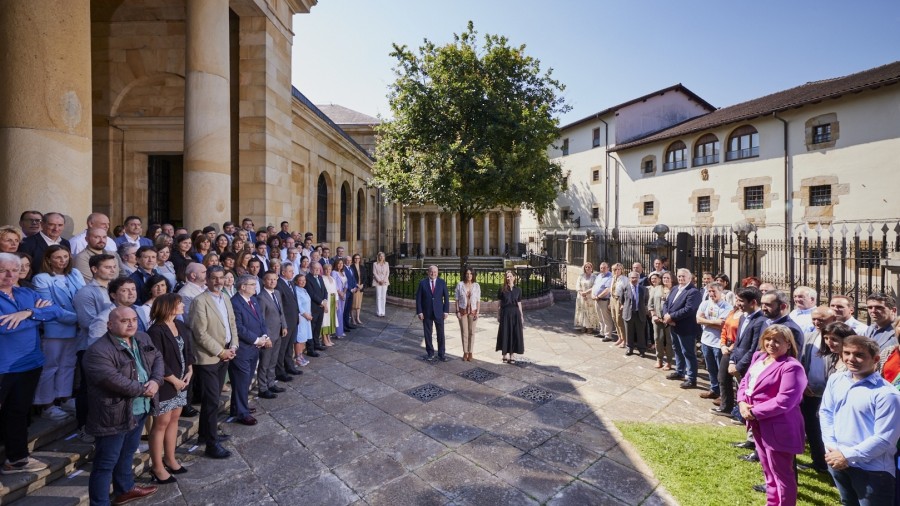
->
<box><xmin>372</xmin><ymin>252</ymin><xmax>390</xmax><ymax>318</ymax></box>
<box><xmin>574</xmin><ymin>262</ymin><xmax>598</xmax><ymax>332</ymax></box>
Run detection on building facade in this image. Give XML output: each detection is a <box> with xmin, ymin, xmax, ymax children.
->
<box><xmin>0</xmin><ymin>0</ymin><xmax>384</xmax><ymax>256</ymax></box>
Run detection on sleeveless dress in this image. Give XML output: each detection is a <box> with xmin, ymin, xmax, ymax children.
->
<box><xmin>496</xmin><ymin>287</ymin><xmax>524</xmax><ymax>354</ymax></box>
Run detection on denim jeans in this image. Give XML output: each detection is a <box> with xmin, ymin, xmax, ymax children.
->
<box><xmin>89</xmin><ymin>413</ymin><xmax>147</xmax><ymax>506</ymax></box>
<box><xmin>671</xmin><ymin>330</ymin><xmax>698</xmax><ymax>382</ymax></box>
<box><xmin>828</xmin><ymin>466</ymin><xmax>895</xmax><ymax>506</ymax></box>
<box><xmin>700</xmin><ymin>344</ymin><xmax>722</xmax><ymax>394</ymax></box>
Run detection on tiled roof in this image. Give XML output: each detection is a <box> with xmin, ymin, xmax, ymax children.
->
<box><xmin>560</xmin><ymin>84</ymin><xmax>716</xmax><ymax>131</ymax></box>
<box><xmin>290</xmin><ymin>88</ymin><xmax>373</xmax><ymax>160</ymax></box>
<box><xmin>316</xmin><ymin>104</ymin><xmax>380</xmax><ymax>126</ymax></box>
<box><xmin>612</xmin><ymin>61</ymin><xmax>900</xmax><ymax>151</ymax></box>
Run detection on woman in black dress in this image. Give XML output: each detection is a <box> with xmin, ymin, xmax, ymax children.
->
<box><xmin>496</xmin><ymin>270</ymin><xmax>524</xmax><ymax>364</ymax></box>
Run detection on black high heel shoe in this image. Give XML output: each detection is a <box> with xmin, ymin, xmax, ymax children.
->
<box><xmin>165</xmin><ymin>463</ymin><xmax>188</xmax><ymax>475</ymax></box>
<box><xmin>149</xmin><ymin>469</ymin><xmax>177</xmax><ymax>484</ymax></box>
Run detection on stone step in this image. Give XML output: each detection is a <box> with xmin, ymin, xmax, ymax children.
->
<box><xmin>0</xmin><ymin>416</ymin><xmax>78</xmax><ymax>466</ymax></box>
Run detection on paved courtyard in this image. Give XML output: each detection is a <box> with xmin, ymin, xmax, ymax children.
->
<box><xmin>128</xmin><ymin>298</ymin><xmax>726</xmax><ymax>506</ymax></box>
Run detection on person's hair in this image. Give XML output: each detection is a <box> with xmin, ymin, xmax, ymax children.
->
<box><xmin>255</xmin><ymin>240</ymin><xmax>266</xmax><ymax>248</ymax></box>
<box><xmin>501</xmin><ymin>270</ymin><xmax>515</xmax><ymax>292</ymax></box>
<box><xmin>202</xmin><ymin>226</ymin><xmax>216</xmax><ymax>234</ymax></box>
<box><xmin>214</xmin><ymin>234</ymin><xmax>230</xmax><ymax>250</ymax></box>
<box><xmin>377</xmin><ymin>251</ymin><xmax>385</xmax><ymax>261</ymax></box>
<box><xmin>280</xmin><ymin>221</ymin><xmax>289</xmax><ymax>227</ymax></box>
<box><xmin>89</xmin><ymin>253</ymin><xmax>116</xmax><ymax>270</ymax></box>
<box><xmin>145</xmin><ymin>224</ymin><xmax>161</xmax><ymax>240</ymax></box>
<box><xmin>237</xmin><ymin>274</ymin><xmax>258</xmax><ymax>288</ymax></box>
<box><xmin>794</xmin><ymin>285</ymin><xmax>817</xmax><ymax>301</ymax></box>
<box><xmin>236</xmin><ymin>251</ymin><xmax>252</xmax><ymax>267</ymax></box>
<box><xmin>462</xmin><ymin>267</ymin><xmax>477</xmax><ymax>283</ymax></box>
<box><xmin>247</xmin><ymin>257</ymin><xmax>262</xmax><ymax>270</ymax></box>
<box><xmin>108</xmin><ymin>276</ymin><xmax>136</xmax><ymax>297</ymax></box>
<box><xmin>352</xmin><ymin>253</ymin><xmax>361</xmax><ymax>262</ymax></box>
<box><xmin>154</xmin><ymin>233</ymin><xmax>171</xmax><ymax>249</ymax></box>
<box><xmin>0</xmin><ymin>252</ymin><xmax>22</xmax><ymax>269</ymax></box>
<box><xmin>174</xmin><ymin>233</ymin><xmax>192</xmax><ymax>249</ymax></box>
<box><xmin>124</xmin><ymin>215</ymin><xmax>141</xmax><ymax>226</ymax></box>
<box><xmin>293</xmin><ymin>273</ymin><xmax>306</xmax><ymax>284</ymax></box>
<box><xmin>207</xmin><ymin>265</ymin><xmax>225</xmax><ymax>277</ymax></box>
<box><xmin>830</xmin><ymin>294</ymin><xmax>855</xmax><ymax>307</ymax></box>
<box><xmin>740</xmin><ymin>276</ymin><xmax>761</xmax><ymax>288</ymax></box>
<box><xmin>141</xmin><ymin>274</ymin><xmax>170</xmax><ymax>302</ymax></box>
<box><xmin>43</xmin><ymin>211</ymin><xmax>64</xmax><ymax>223</ymax></box>
<box><xmin>136</xmin><ymin>245</ymin><xmax>156</xmax><ymax>259</ymax></box>
<box><xmin>112</xmin><ymin>225</ymin><xmax>124</xmax><ymax>237</ymax></box>
<box><xmin>702</xmin><ymin>271</ymin><xmax>713</xmax><ymax>278</ymax></box>
<box><xmin>193</xmin><ymin>235</ymin><xmax>211</xmax><ymax>252</ymax></box>
<box><xmin>582</xmin><ymin>262</ymin><xmax>594</xmax><ymax>271</ymax></box>
<box><xmin>818</xmin><ymin>322</ymin><xmax>856</xmax><ymax>357</ymax></box>
<box><xmin>223</xmin><ymin>221</ymin><xmax>234</xmax><ymax>229</ymax></box>
<box><xmin>117</xmin><ymin>243</ymin><xmax>137</xmax><ymax>260</ymax></box>
<box><xmin>759</xmin><ymin>324</ymin><xmax>799</xmax><ymax>358</ymax></box>
<box><xmin>41</xmin><ymin>244</ymin><xmax>73</xmax><ymax>274</ymax></box>
<box><xmin>262</xmin><ymin>270</ymin><xmax>278</xmax><ymax>280</ymax></box>
<box><xmin>150</xmin><ymin>293</ymin><xmax>182</xmax><ymax>322</ymax></box>
<box><xmin>648</xmin><ymin>272</ymin><xmax>661</xmax><ymax>285</ymax></box>
<box><xmin>0</xmin><ymin>226</ymin><xmax>22</xmax><ymax>242</ymax></box>
<box><xmin>736</xmin><ymin>286</ymin><xmax>762</xmax><ymax>305</ymax></box>
<box><xmin>14</xmin><ymin>252</ymin><xmax>32</xmax><ymax>278</ymax></box>
<box><xmin>202</xmin><ymin>252</ymin><xmax>219</xmax><ymax>267</ymax></box>
<box><xmin>714</xmin><ymin>273</ymin><xmax>731</xmax><ymax>291</ymax></box>
<box><xmin>334</xmin><ymin>258</ymin><xmax>345</xmax><ymax>270</ymax></box>
<box><xmin>19</xmin><ymin>210</ymin><xmax>42</xmax><ymax>221</ymax></box>
<box><xmin>267</xmin><ymin>236</ymin><xmax>281</xmax><ymax>249</ymax></box>
<box><xmin>280</xmin><ymin>262</ymin><xmax>294</xmax><ymax>275</ymax></box>
<box><xmin>221</xmin><ymin>251</ymin><xmax>236</xmax><ymax>264</ymax></box>
<box><xmin>661</xmin><ymin>271</ymin><xmax>673</xmax><ymax>284</ymax></box>
<box><xmin>764</xmin><ymin>290</ymin><xmax>790</xmax><ymax>309</ymax></box>
<box><xmin>706</xmin><ymin>282</ymin><xmax>723</xmax><ymax>292</ymax></box>
<box><xmin>866</xmin><ymin>291</ymin><xmax>897</xmax><ymax>310</ymax></box>
<box><xmin>842</xmin><ymin>335</ymin><xmax>881</xmax><ymax>359</ymax></box>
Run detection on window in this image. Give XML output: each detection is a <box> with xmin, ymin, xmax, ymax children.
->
<box><xmin>559</xmin><ymin>208</ymin><xmax>571</xmax><ymax>222</ymax></box>
<box><xmin>643</xmin><ymin>201</ymin><xmax>654</xmax><ymax>216</ymax></box>
<box><xmin>642</xmin><ymin>159</ymin><xmax>654</xmax><ymax>174</ymax></box>
<box><xmin>663</xmin><ymin>141</ymin><xmax>687</xmax><ymax>171</ymax></box>
<box><xmin>592</xmin><ymin>207</ymin><xmax>600</xmax><ymax>220</ymax></box>
<box><xmin>561</xmin><ymin>175</ymin><xmax>568</xmax><ymax>188</ymax></box>
<box><xmin>317</xmin><ymin>174</ymin><xmax>328</xmax><ymax>241</ymax></box>
<box><xmin>744</xmin><ymin>185</ymin><xmax>764</xmax><ymax>210</ymax></box>
<box><xmin>809</xmin><ymin>185</ymin><xmax>831</xmax><ymax>206</ymax></box>
<box><xmin>697</xmin><ymin>196</ymin><xmax>711</xmax><ymax>213</ymax></box>
<box><xmin>812</xmin><ymin>124</ymin><xmax>831</xmax><ymax>144</ymax></box>
<box><xmin>693</xmin><ymin>134</ymin><xmax>720</xmax><ymax>166</ymax></box>
<box><xmin>592</xmin><ymin>128</ymin><xmax>601</xmax><ymax>148</ymax></box>
<box><xmin>592</xmin><ymin>169</ymin><xmax>600</xmax><ymax>182</ymax></box>
<box><xmin>726</xmin><ymin>126</ymin><xmax>760</xmax><ymax>161</ymax></box>
<box><xmin>561</xmin><ymin>138</ymin><xmax>569</xmax><ymax>156</ymax></box>
<box><xmin>340</xmin><ymin>184</ymin><xmax>350</xmax><ymax>241</ymax></box>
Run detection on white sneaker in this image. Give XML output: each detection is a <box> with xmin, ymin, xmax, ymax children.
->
<box><xmin>60</xmin><ymin>399</ymin><xmax>77</xmax><ymax>413</ymax></box>
<box><xmin>136</xmin><ymin>443</ymin><xmax>149</xmax><ymax>454</ymax></box>
<box><xmin>42</xmin><ymin>406</ymin><xmax>70</xmax><ymax>421</ymax></box>
<box><xmin>1</xmin><ymin>457</ymin><xmax>49</xmax><ymax>475</ymax></box>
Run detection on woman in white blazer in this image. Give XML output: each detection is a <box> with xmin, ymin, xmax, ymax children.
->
<box><xmin>455</xmin><ymin>267</ymin><xmax>481</xmax><ymax>361</ymax></box>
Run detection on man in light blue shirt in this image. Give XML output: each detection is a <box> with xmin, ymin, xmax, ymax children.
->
<box><xmin>590</xmin><ymin>262</ymin><xmax>614</xmax><ymax>340</ymax></box>
<box><xmin>863</xmin><ymin>292</ymin><xmax>898</xmax><ymax>351</ymax></box>
<box><xmin>820</xmin><ymin>335</ymin><xmax>900</xmax><ymax>505</ymax></box>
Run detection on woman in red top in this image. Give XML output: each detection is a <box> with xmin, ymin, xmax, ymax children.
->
<box><xmin>714</xmin><ymin>303</ymin><xmax>744</xmax><ymax>415</ymax></box>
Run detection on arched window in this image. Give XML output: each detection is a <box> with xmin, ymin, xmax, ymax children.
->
<box><xmin>340</xmin><ymin>184</ymin><xmax>349</xmax><ymax>241</ymax></box>
<box><xmin>693</xmin><ymin>134</ymin><xmax>719</xmax><ymax>166</ymax></box>
<box><xmin>356</xmin><ymin>189</ymin><xmax>365</xmax><ymax>241</ymax></box>
<box><xmin>663</xmin><ymin>141</ymin><xmax>687</xmax><ymax>171</ymax></box>
<box><xmin>726</xmin><ymin>125</ymin><xmax>759</xmax><ymax>161</ymax></box>
<box><xmin>317</xmin><ymin>174</ymin><xmax>328</xmax><ymax>241</ymax></box>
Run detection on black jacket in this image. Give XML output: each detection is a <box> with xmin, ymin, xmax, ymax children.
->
<box><xmin>730</xmin><ymin>310</ymin><xmax>767</xmax><ymax>375</ymax></box>
<box><xmin>146</xmin><ymin>321</ymin><xmax>195</xmax><ymax>403</ymax></box>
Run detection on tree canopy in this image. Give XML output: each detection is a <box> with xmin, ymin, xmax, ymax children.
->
<box><xmin>373</xmin><ymin>22</ymin><xmax>569</xmax><ymax>257</ymax></box>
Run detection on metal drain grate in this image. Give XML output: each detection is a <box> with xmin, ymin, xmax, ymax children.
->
<box><xmin>458</xmin><ymin>367</ymin><xmax>501</xmax><ymax>384</ymax></box>
<box><xmin>511</xmin><ymin>385</ymin><xmax>554</xmax><ymax>404</ymax></box>
<box><xmin>405</xmin><ymin>383</ymin><xmax>451</xmax><ymax>403</ymax></box>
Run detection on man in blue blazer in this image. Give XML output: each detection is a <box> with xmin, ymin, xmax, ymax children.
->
<box><xmin>663</xmin><ymin>268</ymin><xmax>703</xmax><ymax>388</ymax></box>
<box><xmin>714</xmin><ymin>286</ymin><xmax>768</xmax><ymax>418</ymax></box>
<box><xmin>415</xmin><ymin>265</ymin><xmax>450</xmax><ymax>361</ymax></box>
<box><xmin>230</xmin><ymin>275</ymin><xmax>268</xmax><ymax>425</ymax></box>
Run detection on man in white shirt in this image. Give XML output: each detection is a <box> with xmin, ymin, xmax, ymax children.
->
<box><xmin>69</xmin><ymin>213</ymin><xmax>117</xmax><ymax>256</ymax></box>
<box><xmin>828</xmin><ymin>295</ymin><xmax>868</xmax><ymax>334</ymax></box>
<box><xmin>178</xmin><ymin>263</ymin><xmax>208</xmax><ymax>325</ymax></box>
<box><xmin>591</xmin><ymin>262</ymin><xmax>614</xmax><ymax>341</ymax></box>
<box><xmin>789</xmin><ymin>286</ymin><xmax>817</xmax><ymax>334</ymax></box>
<box><xmin>114</xmin><ymin>216</ymin><xmax>153</xmax><ymax>249</ymax></box>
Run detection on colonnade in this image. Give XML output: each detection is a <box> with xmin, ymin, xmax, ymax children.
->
<box><xmin>404</xmin><ymin>209</ymin><xmax>521</xmax><ymax>257</ymax></box>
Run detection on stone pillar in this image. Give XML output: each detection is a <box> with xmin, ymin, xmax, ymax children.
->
<box><xmin>433</xmin><ymin>213</ymin><xmax>442</xmax><ymax>257</ymax></box>
<box><xmin>482</xmin><ymin>215</ymin><xmax>490</xmax><ymax>255</ymax></box>
<box><xmin>0</xmin><ymin>0</ymin><xmax>92</xmax><ymax>225</ymax></box>
<box><xmin>450</xmin><ymin>213</ymin><xmax>457</xmax><ymax>257</ymax></box>
<box><xmin>498</xmin><ymin>211</ymin><xmax>506</xmax><ymax>256</ymax></box>
<box><xmin>513</xmin><ymin>212</ymin><xmax>521</xmax><ymax>252</ymax></box>
<box><xmin>468</xmin><ymin>218</ymin><xmax>475</xmax><ymax>256</ymax></box>
<box><xmin>183</xmin><ymin>0</ymin><xmax>231</xmax><ymax>231</ymax></box>
<box><xmin>419</xmin><ymin>212</ymin><xmax>426</xmax><ymax>256</ymax></box>
<box><xmin>405</xmin><ymin>212</ymin><xmax>411</xmax><ymax>243</ymax></box>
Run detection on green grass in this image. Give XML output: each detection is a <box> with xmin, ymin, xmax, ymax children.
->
<box><xmin>615</xmin><ymin>422</ymin><xmax>840</xmax><ymax>506</ymax></box>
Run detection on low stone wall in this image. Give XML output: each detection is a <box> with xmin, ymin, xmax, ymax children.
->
<box><xmin>387</xmin><ymin>290</ymin><xmax>556</xmax><ymax>313</ymax></box>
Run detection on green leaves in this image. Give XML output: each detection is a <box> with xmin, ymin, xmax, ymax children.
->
<box><xmin>373</xmin><ymin>22</ymin><xmax>569</xmax><ymax>220</ymax></box>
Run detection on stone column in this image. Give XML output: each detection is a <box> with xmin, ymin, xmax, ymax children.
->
<box><xmin>0</xmin><ymin>0</ymin><xmax>92</xmax><ymax>225</ymax></box>
<box><xmin>498</xmin><ymin>211</ymin><xmax>506</xmax><ymax>255</ymax></box>
<box><xmin>405</xmin><ymin>212</ymin><xmax>411</xmax><ymax>243</ymax></box>
<box><xmin>482</xmin><ymin>215</ymin><xmax>490</xmax><ymax>255</ymax></box>
<box><xmin>419</xmin><ymin>212</ymin><xmax>426</xmax><ymax>256</ymax></box>
<box><xmin>450</xmin><ymin>213</ymin><xmax>457</xmax><ymax>257</ymax></box>
<box><xmin>468</xmin><ymin>218</ymin><xmax>475</xmax><ymax>256</ymax></box>
<box><xmin>434</xmin><ymin>213</ymin><xmax>442</xmax><ymax>257</ymax></box>
<box><xmin>513</xmin><ymin>212</ymin><xmax>521</xmax><ymax>252</ymax></box>
<box><xmin>183</xmin><ymin>0</ymin><xmax>231</xmax><ymax>231</ymax></box>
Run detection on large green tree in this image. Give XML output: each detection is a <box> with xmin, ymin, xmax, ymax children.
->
<box><xmin>373</xmin><ymin>22</ymin><xmax>569</xmax><ymax>267</ymax></box>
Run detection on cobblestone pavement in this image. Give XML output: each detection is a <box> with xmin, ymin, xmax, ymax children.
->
<box><xmin>131</xmin><ymin>298</ymin><xmax>724</xmax><ymax>506</ymax></box>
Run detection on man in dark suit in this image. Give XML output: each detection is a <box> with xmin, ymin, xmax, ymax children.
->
<box><xmin>257</xmin><ymin>271</ymin><xmax>287</xmax><ymax>398</ymax></box>
<box><xmin>761</xmin><ymin>290</ymin><xmax>805</xmax><ymax>350</ymax></box>
<box><xmin>304</xmin><ymin>261</ymin><xmax>327</xmax><ymax>357</ymax></box>
<box><xmin>621</xmin><ymin>270</ymin><xmax>650</xmax><ymax>357</ymax></box>
<box><xmin>415</xmin><ymin>265</ymin><xmax>450</xmax><ymax>361</ymax></box>
<box><xmin>229</xmin><ymin>275</ymin><xmax>267</xmax><ymax>425</ymax></box>
<box><xmin>663</xmin><ymin>268</ymin><xmax>703</xmax><ymax>388</ymax></box>
<box><xmin>19</xmin><ymin>211</ymin><xmax>70</xmax><ymax>273</ymax></box>
<box><xmin>274</xmin><ymin>263</ymin><xmax>302</xmax><ymax>380</ymax></box>
<box><xmin>715</xmin><ymin>286</ymin><xmax>766</xmax><ymax>417</ymax></box>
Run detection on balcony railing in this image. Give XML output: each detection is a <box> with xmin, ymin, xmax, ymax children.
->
<box><xmin>692</xmin><ymin>154</ymin><xmax>719</xmax><ymax>166</ymax></box>
<box><xmin>662</xmin><ymin>159</ymin><xmax>687</xmax><ymax>171</ymax></box>
<box><xmin>725</xmin><ymin>146</ymin><xmax>759</xmax><ymax>161</ymax></box>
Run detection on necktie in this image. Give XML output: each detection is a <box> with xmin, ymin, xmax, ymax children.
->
<box><xmin>271</xmin><ymin>291</ymin><xmax>281</xmax><ymax>314</ymax></box>
<box><xmin>431</xmin><ymin>280</ymin><xmax>435</xmax><ymax>294</ymax></box>
<box><xmin>248</xmin><ymin>299</ymin><xmax>258</xmax><ymax>317</ymax></box>
<box><xmin>633</xmin><ymin>285</ymin><xmax>639</xmax><ymax>307</ymax></box>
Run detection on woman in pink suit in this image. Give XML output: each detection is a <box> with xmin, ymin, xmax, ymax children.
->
<box><xmin>737</xmin><ymin>324</ymin><xmax>808</xmax><ymax>505</ymax></box>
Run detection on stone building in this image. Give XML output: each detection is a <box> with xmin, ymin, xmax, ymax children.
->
<box><xmin>0</xmin><ymin>0</ymin><xmax>384</xmax><ymax>256</ymax></box>
<box><xmin>524</xmin><ymin>61</ymin><xmax>900</xmax><ymax>245</ymax></box>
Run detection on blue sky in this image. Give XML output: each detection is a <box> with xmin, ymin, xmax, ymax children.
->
<box><xmin>292</xmin><ymin>0</ymin><xmax>900</xmax><ymax>125</ymax></box>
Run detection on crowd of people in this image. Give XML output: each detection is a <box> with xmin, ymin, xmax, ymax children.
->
<box><xmin>573</xmin><ymin>256</ymin><xmax>900</xmax><ymax>505</ymax></box>
<box><xmin>0</xmin><ymin>210</ymin><xmax>389</xmax><ymax>505</ymax></box>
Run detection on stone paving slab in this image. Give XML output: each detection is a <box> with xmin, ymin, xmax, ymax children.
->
<box><xmin>76</xmin><ymin>298</ymin><xmax>710</xmax><ymax>506</ymax></box>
